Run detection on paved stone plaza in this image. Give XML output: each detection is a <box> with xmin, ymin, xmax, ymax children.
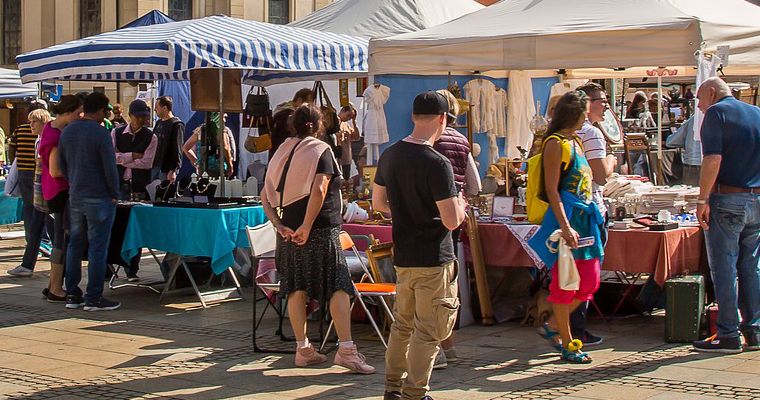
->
<box><xmin>1</xmin><ymin>233</ymin><xmax>759</xmax><ymax>400</ymax></box>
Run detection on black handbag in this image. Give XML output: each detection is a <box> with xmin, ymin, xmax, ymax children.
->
<box><xmin>245</xmin><ymin>86</ymin><xmax>271</xmax><ymax>118</ymax></box>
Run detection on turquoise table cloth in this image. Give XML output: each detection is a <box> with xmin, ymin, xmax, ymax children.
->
<box><xmin>121</xmin><ymin>205</ymin><xmax>267</xmax><ymax>275</ymax></box>
<box><xmin>0</xmin><ymin>178</ymin><xmax>22</xmax><ymax>225</ymax></box>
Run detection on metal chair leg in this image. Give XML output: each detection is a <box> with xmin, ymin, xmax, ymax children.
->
<box><xmin>320</xmin><ymin>299</ymin><xmax>357</xmax><ymax>352</ymax></box>
<box><xmin>357</xmin><ymin>296</ymin><xmax>388</xmax><ymax>348</ymax></box>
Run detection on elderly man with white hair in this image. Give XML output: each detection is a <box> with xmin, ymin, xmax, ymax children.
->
<box><xmin>693</xmin><ymin>77</ymin><xmax>760</xmax><ymax>354</ymax></box>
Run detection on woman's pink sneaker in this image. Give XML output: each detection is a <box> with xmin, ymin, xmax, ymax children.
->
<box><xmin>334</xmin><ymin>345</ymin><xmax>375</xmax><ymax>374</ymax></box>
<box><xmin>295</xmin><ymin>345</ymin><xmax>328</xmax><ymax>367</ymax></box>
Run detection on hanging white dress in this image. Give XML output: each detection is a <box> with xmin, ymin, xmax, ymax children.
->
<box><xmin>506</xmin><ymin>71</ymin><xmax>536</xmax><ymax>159</ymax></box>
<box><xmin>463</xmin><ymin>78</ymin><xmax>497</xmax><ymax>133</ymax></box>
<box><xmin>362</xmin><ymin>84</ymin><xmax>390</xmax><ymax>145</ymax></box>
<box><xmin>493</xmin><ymin>88</ymin><xmax>508</xmax><ymax>138</ymax></box>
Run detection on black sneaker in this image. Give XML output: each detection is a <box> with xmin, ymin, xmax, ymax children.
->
<box><xmin>83</xmin><ymin>297</ymin><xmax>121</xmax><ymax>311</ymax></box>
<box><xmin>420</xmin><ymin>396</ymin><xmax>435</xmax><ymax>400</ymax></box>
<box><xmin>65</xmin><ymin>295</ymin><xmax>86</xmax><ymax>309</ymax></box>
<box><xmin>383</xmin><ymin>391</ymin><xmax>402</xmax><ymax>400</ymax></box>
<box><xmin>579</xmin><ymin>331</ymin><xmax>604</xmax><ymax>346</ymax></box>
<box><xmin>743</xmin><ymin>331</ymin><xmax>760</xmax><ymax>351</ymax></box>
<box><xmin>693</xmin><ymin>335</ymin><xmax>742</xmax><ymax>354</ymax></box>
<box><xmin>46</xmin><ymin>291</ymin><xmax>67</xmax><ymax>303</ymax></box>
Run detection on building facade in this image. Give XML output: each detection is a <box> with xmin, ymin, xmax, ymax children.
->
<box><xmin>0</xmin><ymin>0</ymin><xmax>332</xmax><ymax>111</ymax></box>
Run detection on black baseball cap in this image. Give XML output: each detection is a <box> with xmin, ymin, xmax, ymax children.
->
<box><xmin>129</xmin><ymin>99</ymin><xmax>151</xmax><ymax>117</ymax></box>
<box><xmin>413</xmin><ymin>91</ymin><xmax>449</xmax><ymax>116</ymax></box>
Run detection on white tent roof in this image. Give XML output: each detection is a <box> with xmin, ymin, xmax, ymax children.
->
<box><xmin>369</xmin><ymin>0</ymin><xmax>760</xmax><ymax>76</ymax></box>
<box><xmin>0</xmin><ymin>68</ymin><xmax>37</xmax><ymax>99</ymax></box>
<box><xmin>289</xmin><ymin>0</ymin><xmax>483</xmax><ymax>39</ymax></box>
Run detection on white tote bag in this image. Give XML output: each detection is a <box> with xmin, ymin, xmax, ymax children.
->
<box><xmin>548</xmin><ymin>230</ymin><xmax>580</xmax><ymax>290</ymax></box>
<box><xmin>4</xmin><ymin>159</ymin><xmax>21</xmax><ymax>198</ymax></box>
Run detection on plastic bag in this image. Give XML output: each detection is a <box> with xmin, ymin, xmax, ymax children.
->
<box><xmin>548</xmin><ymin>230</ymin><xmax>580</xmax><ymax>290</ymax></box>
<box><xmin>4</xmin><ymin>159</ymin><xmax>20</xmax><ymax>197</ymax></box>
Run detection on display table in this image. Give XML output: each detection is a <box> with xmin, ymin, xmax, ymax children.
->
<box><xmin>342</xmin><ymin>222</ymin><xmax>706</xmax><ymax>284</ymax></box>
<box><xmin>121</xmin><ymin>204</ymin><xmax>267</xmax><ymax>307</ymax></box>
<box><xmin>0</xmin><ymin>178</ymin><xmax>22</xmax><ymax>225</ymax></box>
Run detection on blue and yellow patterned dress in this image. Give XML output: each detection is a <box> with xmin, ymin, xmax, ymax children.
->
<box><xmin>528</xmin><ymin>136</ymin><xmax>605</xmax><ymax>268</ymax></box>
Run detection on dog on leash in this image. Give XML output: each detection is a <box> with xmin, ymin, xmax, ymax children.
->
<box><xmin>521</xmin><ymin>289</ymin><xmax>552</xmax><ymax>327</ymax></box>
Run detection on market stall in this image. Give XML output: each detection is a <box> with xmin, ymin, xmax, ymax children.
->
<box><xmin>16</xmin><ymin>15</ymin><xmax>368</xmax><ymax>306</ymax></box>
<box><xmin>337</xmin><ymin>0</ymin><xmax>760</xmax><ymax>325</ymax></box>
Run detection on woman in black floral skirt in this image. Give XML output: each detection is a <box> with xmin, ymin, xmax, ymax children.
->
<box><xmin>261</xmin><ymin>103</ymin><xmax>374</xmax><ymax>374</ymax></box>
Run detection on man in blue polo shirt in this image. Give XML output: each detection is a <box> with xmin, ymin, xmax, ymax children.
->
<box><xmin>693</xmin><ymin>77</ymin><xmax>760</xmax><ymax>353</ymax></box>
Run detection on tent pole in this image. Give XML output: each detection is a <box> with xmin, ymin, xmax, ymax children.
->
<box><xmin>151</xmin><ymin>80</ymin><xmax>157</xmax><ymax>123</ymax></box>
<box><xmin>657</xmin><ymin>75</ymin><xmax>663</xmax><ymax>185</ymax></box>
<box><xmin>219</xmin><ymin>69</ymin><xmax>226</xmax><ymax>197</ymax></box>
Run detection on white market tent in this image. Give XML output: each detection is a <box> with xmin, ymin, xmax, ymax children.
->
<box><xmin>288</xmin><ymin>0</ymin><xmax>483</xmax><ymax>39</ymax></box>
<box><xmin>369</xmin><ymin>0</ymin><xmax>760</xmax><ymax>76</ymax></box>
<box><xmin>368</xmin><ymin>0</ymin><xmax>760</xmax><ymax>182</ymax></box>
<box><xmin>0</xmin><ymin>68</ymin><xmax>38</xmax><ymax>99</ymax></box>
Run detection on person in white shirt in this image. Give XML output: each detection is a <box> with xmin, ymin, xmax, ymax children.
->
<box><xmin>570</xmin><ymin>82</ymin><xmax>618</xmax><ymax>346</ymax></box>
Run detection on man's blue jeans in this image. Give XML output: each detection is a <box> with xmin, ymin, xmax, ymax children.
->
<box><xmin>705</xmin><ymin>193</ymin><xmax>760</xmax><ymax>339</ymax></box>
<box><xmin>65</xmin><ymin>197</ymin><xmax>116</xmax><ymax>303</ymax></box>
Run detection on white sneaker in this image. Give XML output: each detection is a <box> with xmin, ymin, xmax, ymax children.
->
<box><xmin>7</xmin><ymin>266</ymin><xmax>33</xmax><ymax>277</ymax></box>
<box><xmin>433</xmin><ymin>347</ymin><xmax>447</xmax><ymax>370</ymax></box>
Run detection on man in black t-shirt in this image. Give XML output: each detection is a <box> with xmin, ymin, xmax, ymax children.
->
<box><xmin>152</xmin><ymin>96</ymin><xmax>185</xmax><ymax>183</ymax></box>
<box><xmin>373</xmin><ymin>92</ymin><xmax>467</xmax><ymax>400</ymax></box>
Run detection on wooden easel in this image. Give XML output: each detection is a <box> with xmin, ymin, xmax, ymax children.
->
<box><xmin>464</xmin><ymin>207</ymin><xmax>494</xmax><ymax>325</ymax></box>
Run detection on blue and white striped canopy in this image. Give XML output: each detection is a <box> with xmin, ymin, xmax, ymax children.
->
<box><xmin>16</xmin><ymin>15</ymin><xmax>368</xmax><ymax>85</ymax></box>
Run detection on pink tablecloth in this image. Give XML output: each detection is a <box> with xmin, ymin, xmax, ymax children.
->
<box><xmin>342</xmin><ymin>223</ymin><xmax>393</xmax><ymax>251</ymax></box>
<box><xmin>343</xmin><ymin>222</ymin><xmax>706</xmax><ymax>286</ymax></box>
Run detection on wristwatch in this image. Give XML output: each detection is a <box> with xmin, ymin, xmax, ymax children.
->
<box><xmin>697</xmin><ymin>199</ymin><xmax>708</xmax><ymax>205</ymax></box>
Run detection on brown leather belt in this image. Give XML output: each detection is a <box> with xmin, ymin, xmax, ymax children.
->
<box><xmin>716</xmin><ymin>184</ymin><xmax>760</xmax><ymax>194</ymax></box>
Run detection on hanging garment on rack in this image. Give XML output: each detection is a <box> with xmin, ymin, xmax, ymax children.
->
<box><xmin>362</xmin><ymin>84</ymin><xmax>390</xmax><ymax>145</ymax></box>
<box><xmin>549</xmin><ymin>79</ymin><xmax>588</xmax><ymax>99</ymax></box>
<box><xmin>693</xmin><ymin>53</ymin><xmax>721</xmax><ymax>143</ymax></box>
<box><xmin>507</xmin><ymin>71</ymin><xmax>536</xmax><ymax>159</ymax></box>
<box><xmin>464</xmin><ymin>78</ymin><xmax>497</xmax><ymax>133</ymax></box>
<box><xmin>493</xmin><ymin>88</ymin><xmax>508</xmax><ymax>138</ymax></box>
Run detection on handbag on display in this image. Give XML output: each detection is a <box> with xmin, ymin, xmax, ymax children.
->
<box><xmin>244</xmin><ymin>113</ymin><xmax>274</xmax><ymax>153</ymax></box>
<box><xmin>313</xmin><ymin>81</ymin><xmax>340</xmax><ymax>135</ymax></box>
<box><xmin>245</xmin><ymin>86</ymin><xmax>271</xmax><ymax>118</ymax></box>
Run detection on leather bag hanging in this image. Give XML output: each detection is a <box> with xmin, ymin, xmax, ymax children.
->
<box><xmin>312</xmin><ymin>81</ymin><xmax>340</xmax><ymax>135</ymax></box>
<box><xmin>244</xmin><ymin>114</ymin><xmax>273</xmax><ymax>153</ymax></box>
<box><xmin>245</xmin><ymin>86</ymin><xmax>271</xmax><ymax>118</ymax></box>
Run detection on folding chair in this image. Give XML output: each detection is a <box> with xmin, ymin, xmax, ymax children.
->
<box><xmin>246</xmin><ymin>221</ymin><xmax>293</xmax><ymax>354</ymax></box>
<box><xmin>320</xmin><ymin>231</ymin><xmax>396</xmax><ymax>351</ymax></box>
<box><xmin>365</xmin><ymin>241</ymin><xmax>396</xmax><ymax>330</ymax></box>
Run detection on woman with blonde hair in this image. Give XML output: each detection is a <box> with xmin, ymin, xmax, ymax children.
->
<box><xmin>261</xmin><ymin>103</ymin><xmax>374</xmax><ymax>374</ymax></box>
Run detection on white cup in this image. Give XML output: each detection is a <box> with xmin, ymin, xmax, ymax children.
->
<box><xmin>657</xmin><ymin>210</ymin><xmax>671</xmax><ymax>222</ymax></box>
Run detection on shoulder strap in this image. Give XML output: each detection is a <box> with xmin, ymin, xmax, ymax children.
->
<box><xmin>276</xmin><ymin>139</ymin><xmax>304</xmax><ymax>210</ymax></box>
<box><xmin>541</xmin><ymin>133</ymin><xmax>574</xmax><ymax>172</ymax></box>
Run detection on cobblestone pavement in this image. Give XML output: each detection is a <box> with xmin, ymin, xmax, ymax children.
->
<box><xmin>1</xmin><ymin>234</ymin><xmax>759</xmax><ymax>400</ymax></box>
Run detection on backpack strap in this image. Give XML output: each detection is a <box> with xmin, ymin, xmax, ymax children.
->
<box><xmin>541</xmin><ymin>134</ymin><xmax>573</xmax><ymax>172</ymax></box>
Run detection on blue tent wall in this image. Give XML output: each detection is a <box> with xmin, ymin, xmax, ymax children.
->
<box><xmin>375</xmin><ymin>74</ymin><xmax>558</xmax><ymax>177</ymax></box>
